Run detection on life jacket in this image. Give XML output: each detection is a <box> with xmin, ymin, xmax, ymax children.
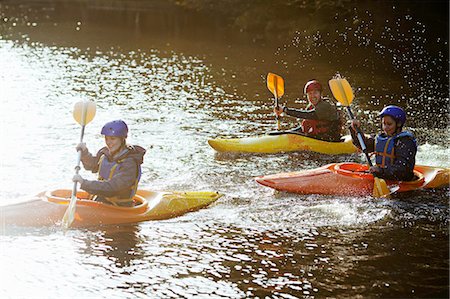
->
<box><xmin>97</xmin><ymin>153</ymin><xmax>141</xmax><ymax>206</ymax></box>
<box><xmin>301</xmin><ymin>119</ymin><xmax>330</xmax><ymax>135</ymax></box>
<box><xmin>375</xmin><ymin>131</ymin><xmax>416</xmax><ymax>167</ymax></box>
<box><xmin>300</xmin><ymin>102</ymin><xmax>341</xmax><ymax>137</ymax></box>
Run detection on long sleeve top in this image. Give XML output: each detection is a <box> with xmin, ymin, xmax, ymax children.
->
<box><xmin>79</xmin><ymin>145</ymin><xmax>146</xmax><ymax>198</ymax></box>
<box><xmin>284</xmin><ymin>99</ymin><xmax>343</xmax><ymax>141</ymax></box>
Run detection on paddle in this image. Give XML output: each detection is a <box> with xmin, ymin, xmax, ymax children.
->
<box><xmin>328</xmin><ymin>75</ymin><xmax>390</xmax><ymax>198</ymax></box>
<box><xmin>62</xmin><ymin>100</ymin><xmax>96</xmax><ymax>229</ymax></box>
<box><xmin>267</xmin><ymin>73</ymin><xmax>285</xmax><ymax>130</ymax></box>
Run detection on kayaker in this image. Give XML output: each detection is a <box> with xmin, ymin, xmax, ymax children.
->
<box><xmin>72</xmin><ymin>120</ymin><xmax>146</xmax><ymax>207</ymax></box>
<box><xmin>349</xmin><ymin>105</ymin><xmax>417</xmax><ymax>181</ymax></box>
<box><xmin>273</xmin><ymin>79</ymin><xmax>343</xmax><ymax>142</ymax></box>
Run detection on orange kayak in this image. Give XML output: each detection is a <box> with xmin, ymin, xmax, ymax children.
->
<box><xmin>256</xmin><ymin>163</ymin><xmax>450</xmax><ymax>196</ymax></box>
<box><xmin>0</xmin><ymin>189</ymin><xmax>222</xmax><ymax>228</ymax></box>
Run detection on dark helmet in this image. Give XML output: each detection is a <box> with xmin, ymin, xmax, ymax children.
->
<box><xmin>101</xmin><ymin>120</ymin><xmax>128</xmax><ymax>137</ymax></box>
<box><xmin>304</xmin><ymin>80</ymin><xmax>323</xmax><ymax>94</ymax></box>
<box><xmin>379</xmin><ymin>105</ymin><xmax>406</xmax><ymax>126</ymax></box>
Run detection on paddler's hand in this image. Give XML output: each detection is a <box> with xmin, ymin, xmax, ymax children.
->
<box><xmin>72</xmin><ymin>174</ymin><xmax>85</xmax><ymax>184</ymax></box>
<box><xmin>369</xmin><ymin>166</ymin><xmax>383</xmax><ymax>177</ymax></box>
<box><xmin>76</xmin><ymin>142</ymin><xmax>87</xmax><ymax>153</ymax></box>
<box><xmin>273</xmin><ymin>105</ymin><xmax>285</xmax><ymax>117</ymax></box>
<box><xmin>348</xmin><ymin>120</ymin><xmax>361</xmax><ymax>132</ymax></box>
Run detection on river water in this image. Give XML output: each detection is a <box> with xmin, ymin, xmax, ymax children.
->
<box><xmin>0</xmin><ymin>1</ymin><xmax>449</xmax><ymax>298</ymax></box>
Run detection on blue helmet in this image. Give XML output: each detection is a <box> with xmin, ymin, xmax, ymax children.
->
<box><xmin>101</xmin><ymin>120</ymin><xmax>128</xmax><ymax>137</ymax></box>
<box><xmin>379</xmin><ymin>105</ymin><xmax>406</xmax><ymax>126</ymax></box>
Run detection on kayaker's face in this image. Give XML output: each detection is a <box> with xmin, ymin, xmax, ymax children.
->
<box><xmin>307</xmin><ymin>89</ymin><xmax>321</xmax><ymax>106</ymax></box>
<box><xmin>105</xmin><ymin>136</ymin><xmax>123</xmax><ymax>154</ymax></box>
<box><xmin>381</xmin><ymin>116</ymin><xmax>398</xmax><ymax>136</ymax></box>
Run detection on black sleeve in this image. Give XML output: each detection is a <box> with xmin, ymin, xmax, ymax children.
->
<box><xmin>378</xmin><ymin>137</ymin><xmax>417</xmax><ymax>181</ymax></box>
<box><xmin>284</xmin><ymin>107</ymin><xmax>318</xmax><ymax>120</ymax></box>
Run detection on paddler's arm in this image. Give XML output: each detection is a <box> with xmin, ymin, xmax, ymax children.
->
<box><xmin>283</xmin><ymin>107</ymin><xmax>317</xmax><ymax>119</ymax></box>
<box><xmin>273</xmin><ymin>105</ymin><xmax>317</xmax><ymax>119</ymax></box>
<box><xmin>283</xmin><ymin>101</ymin><xmax>338</xmax><ymax>121</ymax></box>
<box><xmin>78</xmin><ymin>146</ymin><xmax>107</xmax><ymax>173</ymax></box>
<box><xmin>348</xmin><ymin>120</ymin><xmax>375</xmax><ymax>152</ymax></box>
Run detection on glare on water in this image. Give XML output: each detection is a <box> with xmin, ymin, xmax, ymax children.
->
<box><xmin>0</xmin><ymin>1</ymin><xmax>448</xmax><ymax>298</ymax></box>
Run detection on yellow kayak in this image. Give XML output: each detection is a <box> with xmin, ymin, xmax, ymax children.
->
<box><xmin>0</xmin><ymin>189</ymin><xmax>222</xmax><ymax>228</ymax></box>
<box><xmin>208</xmin><ymin>133</ymin><xmax>358</xmax><ymax>154</ymax></box>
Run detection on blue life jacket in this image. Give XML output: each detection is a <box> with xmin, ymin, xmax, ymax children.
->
<box><xmin>98</xmin><ymin>154</ymin><xmax>141</xmax><ymax>205</ymax></box>
<box><xmin>375</xmin><ymin>131</ymin><xmax>416</xmax><ymax>167</ymax></box>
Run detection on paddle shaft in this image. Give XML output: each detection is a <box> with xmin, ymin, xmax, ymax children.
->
<box><xmin>71</xmin><ymin>125</ymin><xmax>86</xmax><ymax>198</ymax></box>
<box><xmin>273</xmin><ymin>76</ymin><xmax>280</xmax><ymax>129</ymax></box>
<box><xmin>70</xmin><ymin>101</ymin><xmax>90</xmax><ymax>199</ymax></box>
<box><xmin>62</xmin><ymin>100</ymin><xmax>98</xmax><ymax>229</ymax></box>
<box><xmin>345</xmin><ymin>107</ymin><xmax>373</xmax><ymax>167</ymax></box>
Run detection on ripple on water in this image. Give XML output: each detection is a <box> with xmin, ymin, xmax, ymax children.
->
<box><xmin>0</xmin><ymin>5</ymin><xmax>448</xmax><ymax>297</ymax></box>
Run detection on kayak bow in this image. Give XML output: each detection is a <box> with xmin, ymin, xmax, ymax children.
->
<box><xmin>0</xmin><ymin>189</ymin><xmax>222</xmax><ymax>228</ymax></box>
<box><xmin>256</xmin><ymin>163</ymin><xmax>450</xmax><ymax>196</ymax></box>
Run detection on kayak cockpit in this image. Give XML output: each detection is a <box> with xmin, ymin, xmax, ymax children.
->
<box><xmin>44</xmin><ymin>189</ymin><xmax>149</xmax><ymax>213</ymax></box>
<box><xmin>331</xmin><ymin>162</ymin><xmax>425</xmax><ymax>184</ymax></box>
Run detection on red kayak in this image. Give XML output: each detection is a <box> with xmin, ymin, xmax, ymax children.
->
<box><xmin>255</xmin><ymin>163</ymin><xmax>450</xmax><ymax>196</ymax></box>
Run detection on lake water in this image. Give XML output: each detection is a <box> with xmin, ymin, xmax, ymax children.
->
<box><xmin>0</xmin><ymin>1</ymin><xmax>448</xmax><ymax>298</ymax></box>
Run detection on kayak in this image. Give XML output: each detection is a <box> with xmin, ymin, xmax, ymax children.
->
<box><xmin>208</xmin><ymin>132</ymin><xmax>357</xmax><ymax>154</ymax></box>
<box><xmin>0</xmin><ymin>189</ymin><xmax>222</xmax><ymax>228</ymax></box>
<box><xmin>256</xmin><ymin>163</ymin><xmax>450</xmax><ymax>196</ymax></box>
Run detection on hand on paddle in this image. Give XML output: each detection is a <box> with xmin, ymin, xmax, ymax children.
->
<box><xmin>348</xmin><ymin>119</ymin><xmax>360</xmax><ymax>131</ymax></box>
<box><xmin>273</xmin><ymin>105</ymin><xmax>285</xmax><ymax>117</ymax></box>
<box><xmin>348</xmin><ymin>120</ymin><xmax>382</xmax><ymax>175</ymax></box>
<box><xmin>76</xmin><ymin>142</ymin><xmax>87</xmax><ymax>152</ymax></box>
<box><xmin>72</xmin><ymin>174</ymin><xmax>85</xmax><ymax>184</ymax></box>
<box><xmin>369</xmin><ymin>166</ymin><xmax>383</xmax><ymax>176</ymax></box>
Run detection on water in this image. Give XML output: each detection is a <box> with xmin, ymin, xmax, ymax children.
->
<box><xmin>0</xmin><ymin>1</ymin><xmax>448</xmax><ymax>298</ymax></box>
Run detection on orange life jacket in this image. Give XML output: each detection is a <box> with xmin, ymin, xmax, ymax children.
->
<box><xmin>301</xmin><ymin>119</ymin><xmax>330</xmax><ymax>135</ymax></box>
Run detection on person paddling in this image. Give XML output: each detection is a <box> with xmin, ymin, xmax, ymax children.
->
<box><xmin>72</xmin><ymin>120</ymin><xmax>146</xmax><ymax>207</ymax></box>
<box><xmin>273</xmin><ymin>80</ymin><xmax>343</xmax><ymax>142</ymax></box>
<box><xmin>349</xmin><ymin>105</ymin><xmax>417</xmax><ymax>181</ymax></box>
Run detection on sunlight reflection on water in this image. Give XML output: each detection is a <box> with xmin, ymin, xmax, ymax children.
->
<box><xmin>0</xmin><ymin>11</ymin><xmax>448</xmax><ymax>299</ymax></box>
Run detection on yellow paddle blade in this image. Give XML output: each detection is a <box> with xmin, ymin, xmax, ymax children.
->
<box><xmin>373</xmin><ymin>178</ymin><xmax>390</xmax><ymax>198</ymax></box>
<box><xmin>73</xmin><ymin>100</ymin><xmax>96</xmax><ymax>126</ymax></box>
<box><xmin>267</xmin><ymin>73</ymin><xmax>285</xmax><ymax>98</ymax></box>
<box><xmin>328</xmin><ymin>76</ymin><xmax>354</xmax><ymax>107</ymax></box>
